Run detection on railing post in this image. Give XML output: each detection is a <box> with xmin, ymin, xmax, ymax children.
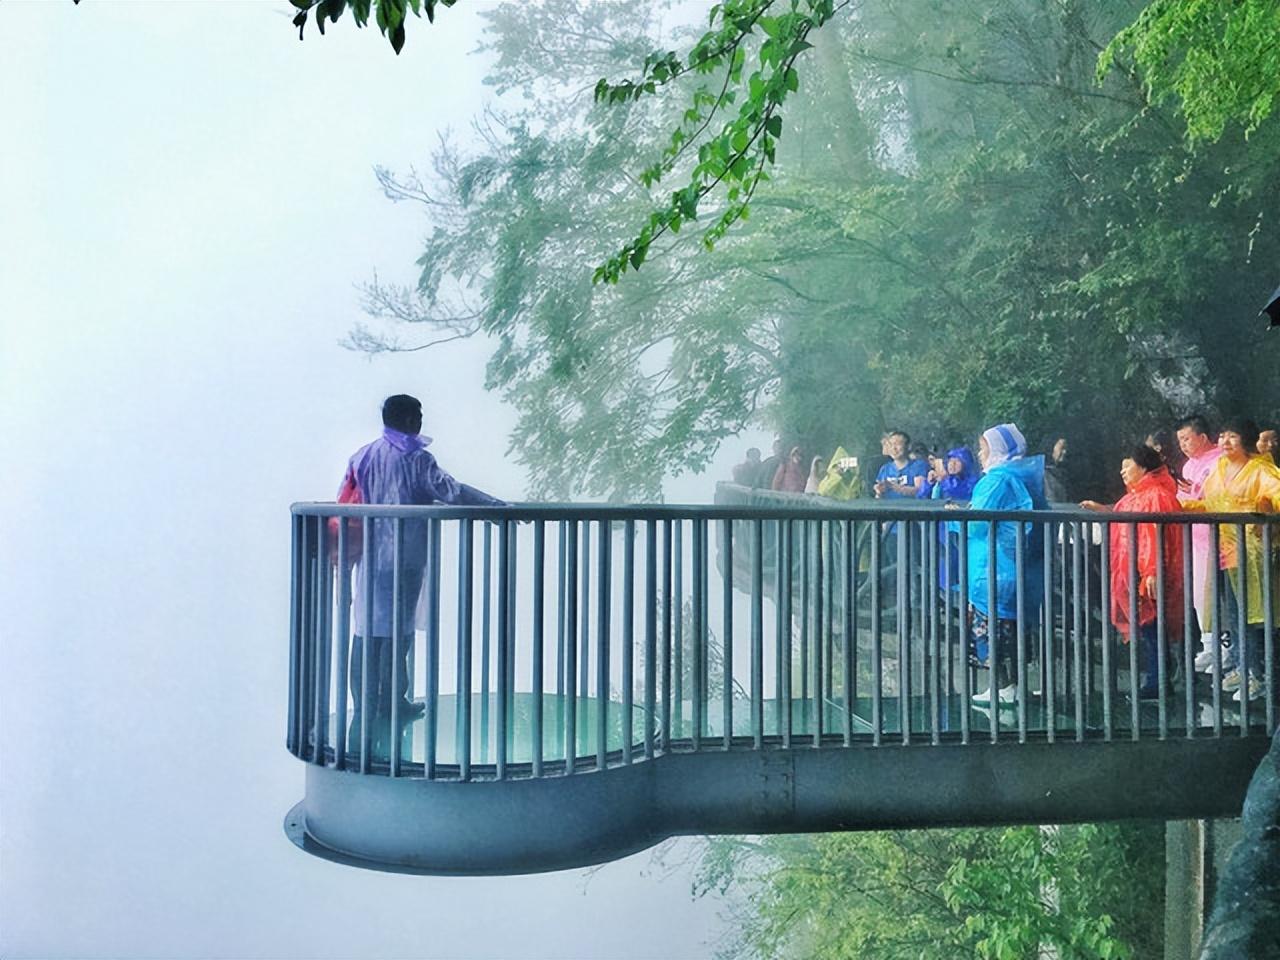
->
<box><xmin>480</xmin><ymin>523</ymin><xmax>492</xmax><ymax>764</ymax></box>
<box><xmin>596</xmin><ymin>519</ymin><xmax>611</xmax><ymax>770</ymax></box>
<box><xmin>1101</xmin><ymin>520</ymin><xmax>1113</xmax><ymax>742</ymax></box>
<box><xmin>532</xmin><ymin>520</ymin><xmax>545</xmax><ymax>777</ymax></box>
<box><xmin>1128</xmin><ymin>521</ymin><xmax>1140</xmax><ymax>741</ymax></box>
<box><xmin>900</xmin><ymin>520</ymin><xmax>911</xmax><ymax>744</ymax></box>
<box><xmin>623</xmin><ymin>518</ymin><xmax>635</xmax><ymax>764</ymax></box>
<box><xmin>457</xmin><ymin>518</ymin><xmax>473</xmax><ymax>781</ymax></box>
<box><xmin>692</xmin><ymin>518</ymin><xmax>703</xmax><ymax>750</ymax></box>
<box><xmin>722</xmin><ymin>517</ymin><xmax>734</xmax><ymax>750</ymax></box>
<box><xmin>565</xmin><ymin>519</ymin><xmax>578</xmax><ymax>772</ymax></box>
<box><xmin>844</xmin><ymin>518</ymin><xmax>855</xmax><ymax>746</ymax></box>
<box><xmin>752</xmin><ymin>519</ymin><xmax>764</xmax><ymax>750</ymax></box>
<box><xmin>1182</xmin><ymin>522</ymin><xmax>1194</xmax><ymax>739</ymax></box>
<box><xmin>360</xmin><ymin>518</ymin><xmax>373</xmax><ymax>773</ymax></box>
<box><xmin>645</xmin><ymin>519</ymin><xmax>657</xmax><ymax>760</ymax></box>
<box><xmin>662</xmin><ymin>519</ymin><xmax>673</xmax><ymax>753</ymax></box>
<box><xmin>496</xmin><ymin>519</ymin><xmax>510</xmax><ymax>779</ymax></box>
<box><xmin>871</xmin><ymin>520</ymin><xmax>883</xmax><ymax>746</ymax></box>
<box><xmin>288</xmin><ymin>514</ymin><xmax>302</xmax><ymax>756</ymax></box>
<box><xmin>335</xmin><ymin>516</ymin><xmax>351</xmax><ymax>770</ymax></box>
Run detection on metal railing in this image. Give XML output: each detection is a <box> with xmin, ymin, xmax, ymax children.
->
<box><xmin>287</xmin><ymin>494</ymin><xmax>1280</xmax><ymax>781</ymax></box>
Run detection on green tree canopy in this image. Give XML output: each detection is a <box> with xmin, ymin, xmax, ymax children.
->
<box><xmin>691</xmin><ymin>823</ymin><xmax>1164</xmax><ymax>959</ymax></box>
<box><xmin>355</xmin><ymin>0</ymin><xmax>1280</xmax><ymax>501</ymax></box>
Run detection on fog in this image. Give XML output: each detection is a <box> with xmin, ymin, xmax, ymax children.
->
<box><xmin>0</xmin><ymin>3</ymin><xmax>760</xmax><ymax>956</ymax></box>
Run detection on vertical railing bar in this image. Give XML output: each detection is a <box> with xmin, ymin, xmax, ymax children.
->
<box><xmin>1264</xmin><ymin>521</ymin><xmax>1275</xmax><ymax>736</ymax></box>
<box><xmin>871</xmin><ymin>520</ymin><xmax>883</xmax><ymax>746</ymax></box>
<box><xmin>958</xmin><ymin>518</ymin><xmax>970</xmax><ymax>744</ymax></box>
<box><xmin>311</xmin><ymin>512</ymin><xmax>327</xmax><ymax>768</ymax></box>
<box><xmin>1210</xmin><ymin>523</ymin><xmax>1223</xmax><ymax>738</ymax></box>
<box><xmin>722</xmin><ymin>518</ymin><xmax>734</xmax><ymax>751</ymax></box>
<box><xmin>844</xmin><ymin>518</ymin><xmax>855</xmax><ymax>747</ymax></box>
<box><xmin>1156</xmin><ymin>521</ymin><xmax>1168</xmax><ymax>740</ymax></box>
<box><xmin>563</xmin><ymin>519</ymin><xmax>578</xmax><ymax>773</ymax></box>
<box><xmin>701</xmin><ymin>520</ymin><xmax>710</xmax><ymax>742</ymax></box>
<box><xmin>565</xmin><ymin>519</ymin><xmax>578</xmax><ymax>773</ymax></box>
<box><xmin>1015</xmin><ymin>521</ymin><xmax>1027</xmax><ymax>744</ymax></box>
<box><xmin>457</xmin><ymin>519</ymin><xmax>473</xmax><ymax>781</ymax></box>
<box><xmin>928</xmin><ymin>519</ymin><xmax>939</xmax><ymax>745</ymax></box>
<box><xmin>624</xmin><ymin>519</ymin><xmax>636</xmax><ymax>764</ymax></box>
<box><xmin>986</xmin><ymin>519</ymin><xmax>998</xmax><ymax>744</ymax></box>
<box><xmin>1072</xmin><ymin>522</ymin><xmax>1084</xmax><ymax>742</ymax></box>
<box><xmin>306</xmin><ymin>518</ymin><xmax>320</xmax><ymax>763</ymax></box>
<box><xmin>1043</xmin><ymin>519</ymin><xmax>1054</xmax><ymax>744</ymax></box>
<box><xmin>782</xmin><ymin>519</ymin><xmax>793</xmax><ymax>749</ymax></box>
<box><xmin>480</xmin><ymin>523</ymin><xmax>492</xmax><ymax>765</ymax></box>
<box><xmin>691</xmin><ymin>519</ymin><xmax>703</xmax><ymax>751</ymax></box>
<box><xmin>1183</xmin><ymin>522</ymin><xmax>1194</xmax><ymax>739</ymax></box>
<box><xmin>943</xmin><ymin>517</ymin><xmax>953</xmax><ymax>705</ymax></box>
<box><xmin>800</xmin><ymin>521</ymin><xmax>810</xmax><ymax>736</ymax></box>
<box><xmin>496</xmin><ymin>520</ymin><xmax>510</xmax><ymax>779</ymax></box>
<box><xmin>1101</xmin><ymin>520</ymin><xmax>1113</xmax><ymax>742</ymax></box>
<box><xmin>825</xmin><ymin>520</ymin><xmax>836</xmax><ymax>736</ymax></box>
<box><xmin>597</xmin><ymin>520</ymin><xmax>611</xmax><ymax>770</ymax></box>
<box><xmin>557</xmin><ymin>521</ymin><xmax>566</xmax><ymax>703</ymax></box>
<box><xmin>335</xmin><ymin>518</ymin><xmax>350</xmax><ymax>770</ymax></box>
<box><xmin>674</xmin><ymin>520</ymin><xmax>684</xmax><ymax>740</ymax></box>
<box><xmin>752</xmin><ymin>519</ymin><xmax>764</xmax><ymax>750</ymax></box>
<box><xmin>580</xmin><ymin>521</ymin><xmax>591</xmax><ymax>728</ymax></box>
<box><xmin>360</xmin><ymin>519</ymin><xmax>373</xmax><ymax>773</ymax></box>
<box><xmin>1237</xmin><ymin>522</ymin><xmax>1249</xmax><ymax>737</ymax></box>
<box><xmin>774</xmin><ymin>519</ymin><xmax>784</xmax><ymax>734</ymax></box>
<box><xmin>288</xmin><ymin>515</ymin><xmax>302</xmax><ymax>755</ymax></box>
<box><xmin>1059</xmin><ymin>524</ymin><xmax>1068</xmax><ymax>710</ymax></box>
<box><xmin>425</xmin><ymin>519</ymin><xmax>441</xmax><ymax>778</ymax></box>
<box><xmin>662</xmin><ymin>519</ymin><xmax>673</xmax><ymax>752</ymax></box>
<box><xmin>533</xmin><ymin>520</ymin><xmax>545</xmax><ymax>777</ymax></box>
<box><xmin>813</xmin><ymin>521</ymin><xmax>824</xmax><ymax>747</ymax></box>
<box><xmin>644</xmin><ymin>519</ymin><xmax>658</xmax><ymax>760</ymax></box>
<box><xmin>1127</xmin><ymin>521</ymin><xmax>1140</xmax><ymax>741</ymax></box>
<box><xmin>389</xmin><ymin>517</ymin><xmax>403</xmax><ymax>775</ymax></box>
<box><xmin>507</xmin><ymin>522</ymin><xmax>518</xmax><ymax>766</ymax></box>
<box><xmin>301</xmin><ymin>517</ymin><xmax>315</xmax><ymax>762</ymax></box>
<box><xmin>899</xmin><ymin>521</ymin><xmax>910</xmax><ymax>745</ymax></box>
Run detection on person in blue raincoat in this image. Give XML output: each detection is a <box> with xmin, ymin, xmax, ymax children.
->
<box><xmin>956</xmin><ymin>423</ymin><xmax>1048</xmax><ymax>705</ymax></box>
<box><xmin>934</xmin><ymin>446</ymin><xmax>980</xmax><ymax>594</ymax></box>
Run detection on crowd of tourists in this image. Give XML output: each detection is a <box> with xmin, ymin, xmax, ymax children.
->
<box><xmin>731</xmin><ymin>414</ymin><xmax>1280</xmax><ymax>709</ymax></box>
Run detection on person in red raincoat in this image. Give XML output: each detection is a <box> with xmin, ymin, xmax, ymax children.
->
<box><xmin>1081</xmin><ymin>443</ymin><xmax>1185</xmax><ymax>698</ymax></box>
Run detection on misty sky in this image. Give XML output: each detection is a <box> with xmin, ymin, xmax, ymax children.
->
<box><xmin>0</xmin><ymin>2</ymin><xmax>767</xmax><ymax>957</ymax></box>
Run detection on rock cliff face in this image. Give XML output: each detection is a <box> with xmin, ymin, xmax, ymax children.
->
<box><xmin>1200</xmin><ymin>728</ymin><xmax>1280</xmax><ymax>959</ymax></box>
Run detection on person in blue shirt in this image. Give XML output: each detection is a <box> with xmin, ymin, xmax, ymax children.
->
<box><xmin>873</xmin><ymin>430</ymin><xmax>929</xmax><ymax>498</ymax></box>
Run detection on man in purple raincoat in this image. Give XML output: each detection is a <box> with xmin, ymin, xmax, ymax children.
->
<box><xmin>341</xmin><ymin>394</ymin><xmax>504</xmax><ymax>759</ymax></box>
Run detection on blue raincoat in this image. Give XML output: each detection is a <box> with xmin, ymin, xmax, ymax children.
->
<box><xmin>962</xmin><ymin>454</ymin><xmax>1048</xmax><ymax>619</ymax></box>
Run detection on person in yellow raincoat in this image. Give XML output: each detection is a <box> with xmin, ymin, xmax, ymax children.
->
<box><xmin>1180</xmin><ymin>417</ymin><xmax>1280</xmax><ymax>702</ymax></box>
<box><xmin>816</xmin><ymin>446</ymin><xmax>863</xmax><ymax>500</ymax></box>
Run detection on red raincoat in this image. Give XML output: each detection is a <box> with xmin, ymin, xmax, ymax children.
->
<box><xmin>1108</xmin><ymin>466</ymin><xmax>1185</xmax><ymax>637</ymax></box>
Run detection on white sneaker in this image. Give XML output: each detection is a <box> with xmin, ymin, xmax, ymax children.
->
<box><xmin>1233</xmin><ymin>674</ymin><xmax>1264</xmax><ymax>702</ymax></box>
<box><xmin>1194</xmin><ymin>648</ymin><xmax>1217</xmax><ymax>673</ymax></box>
<box><xmin>972</xmin><ymin>684</ymin><xmax>1017</xmax><ymax>705</ymax></box>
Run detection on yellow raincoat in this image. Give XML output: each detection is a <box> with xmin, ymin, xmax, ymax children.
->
<box><xmin>817</xmin><ymin>446</ymin><xmax>863</xmax><ymax>500</ymax></box>
<box><xmin>1182</xmin><ymin>454</ymin><xmax>1280</xmax><ymax>625</ymax></box>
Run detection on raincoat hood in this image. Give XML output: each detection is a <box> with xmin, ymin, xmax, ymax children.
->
<box><xmin>817</xmin><ymin>446</ymin><xmax>862</xmax><ymax>500</ymax></box>
<box><xmin>935</xmin><ymin>446</ymin><xmax>978</xmax><ymax>500</ymax></box>
<box><xmin>981</xmin><ymin>423</ymin><xmax>1027</xmax><ymax>471</ymax></box>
